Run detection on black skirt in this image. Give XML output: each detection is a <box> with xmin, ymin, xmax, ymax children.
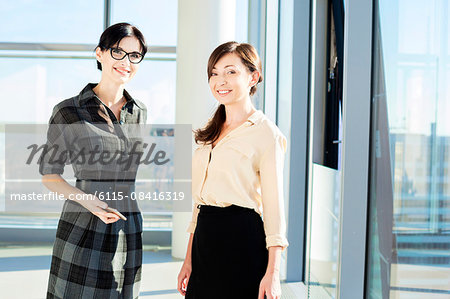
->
<box><xmin>186</xmin><ymin>204</ymin><xmax>268</xmax><ymax>299</ymax></box>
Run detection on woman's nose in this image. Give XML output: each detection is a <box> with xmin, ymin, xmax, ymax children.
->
<box><xmin>218</xmin><ymin>76</ymin><xmax>226</xmax><ymax>85</ymax></box>
<box><xmin>120</xmin><ymin>56</ymin><xmax>131</xmax><ymax>66</ymax></box>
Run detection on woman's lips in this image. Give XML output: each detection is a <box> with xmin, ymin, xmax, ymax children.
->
<box><xmin>114</xmin><ymin>67</ymin><xmax>130</xmax><ymax>76</ymax></box>
<box><xmin>217</xmin><ymin>90</ymin><xmax>231</xmax><ymax>96</ymax></box>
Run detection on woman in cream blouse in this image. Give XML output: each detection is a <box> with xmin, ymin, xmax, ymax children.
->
<box><xmin>177</xmin><ymin>41</ymin><xmax>288</xmax><ymax>299</ymax></box>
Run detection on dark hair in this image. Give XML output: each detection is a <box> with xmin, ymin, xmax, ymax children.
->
<box><xmin>95</xmin><ymin>22</ymin><xmax>147</xmax><ymax>71</ymax></box>
<box><xmin>195</xmin><ymin>41</ymin><xmax>263</xmax><ymax>145</ymax></box>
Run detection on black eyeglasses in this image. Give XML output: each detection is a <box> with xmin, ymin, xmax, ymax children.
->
<box><xmin>109</xmin><ymin>48</ymin><xmax>144</xmax><ymax>64</ymax></box>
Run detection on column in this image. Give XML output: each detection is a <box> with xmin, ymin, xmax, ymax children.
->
<box><xmin>172</xmin><ymin>0</ymin><xmax>237</xmax><ymax>259</ymax></box>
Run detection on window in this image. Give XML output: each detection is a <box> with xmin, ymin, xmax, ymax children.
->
<box><xmin>366</xmin><ymin>0</ymin><xmax>450</xmax><ymax>297</ymax></box>
<box><xmin>0</xmin><ymin>1</ymin><xmax>178</xmax><ymax>232</ymax></box>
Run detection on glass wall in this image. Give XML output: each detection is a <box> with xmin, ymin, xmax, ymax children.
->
<box><xmin>366</xmin><ymin>0</ymin><xmax>450</xmax><ymax>298</ymax></box>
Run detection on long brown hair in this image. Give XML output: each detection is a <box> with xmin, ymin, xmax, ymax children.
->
<box><xmin>194</xmin><ymin>41</ymin><xmax>263</xmax><ymax>145</ymax></box>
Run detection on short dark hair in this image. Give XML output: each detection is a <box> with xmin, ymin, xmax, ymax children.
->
<box><xmin>95</xmin><ymin>22</ymin><xmax>147</xmax><ymax>70</ymax></box>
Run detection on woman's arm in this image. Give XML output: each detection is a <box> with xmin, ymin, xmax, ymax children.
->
<box><xmin>177</xmin><ymin>233</ymin><xmax>194</xmax><ymax>296</ymax></box>
<box><xmin>42</xmin><ymin>174</ymin><xmax>119</xmax><ymax>224</ymax></box>
<box><xmin>259</xmin><ymin>135</ymin><xmax>289</xmax><ymax>249</ymax></box>
<box><xmin>257</xmin><ymin>133</ymin><xmax>289</xmax><ymax>298</ymax></box>
<box><xmin>258</xmin><ymin>246</ymin><xmax>282</xmax><ymax>299</ymax></box>
<box><xmin>266</xmin><ymin>245</ymin><xmax>282</xmax><ymax>274</ymax></box>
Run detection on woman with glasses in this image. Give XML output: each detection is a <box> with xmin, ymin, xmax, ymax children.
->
<box><xmin>40</xmin><ymin>23</ymin><xmax>147</xmax><ymax>299</ymax></box>
<box><xmin>177</xmin><ymin>42</ymin><xmax>289</xmax><ymax>299</ymax></box>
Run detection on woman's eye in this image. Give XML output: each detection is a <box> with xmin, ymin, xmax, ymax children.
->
<box><xmin>227</xmin><ymin>70</ymin><xmax>236</xmax><ymax>74</ymax></box>
<box><xmin>211</xmin><ymin>73</ymin><xmax>217</xmax><ymax>76</ymax></box>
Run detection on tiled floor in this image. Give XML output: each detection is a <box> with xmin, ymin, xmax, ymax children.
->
<box><xmin>0</xmin><ymin>245</ymin><xmax>307</xmax><ymax>299</ymax></box>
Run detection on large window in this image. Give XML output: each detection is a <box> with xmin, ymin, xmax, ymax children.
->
<box><xmin>0</xmin><ymin>0</ymin><xmax>178</xmax><ymax>231</ymax></box>
<box><xmin>366</xmin><ymin>0</ymin><xmax>450</xmax><ymax>298</ymax></box>
<box><xmin>0</xmin><ymin>1</ymin><xmax>103</xmax><ymax>44</ymax></box>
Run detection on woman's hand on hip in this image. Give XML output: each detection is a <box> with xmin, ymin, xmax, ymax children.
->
<box><xmin>177</xmin><ymin>260</ymin><xmax>192</xmax><ymax>296</ymax></box>
<box><xmin>258</xmin><ymin>271</ymin><xmax>281</xmax><ymax>299</ymax></box>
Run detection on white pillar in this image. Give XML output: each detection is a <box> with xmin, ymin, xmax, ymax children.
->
<box><xmin>172</xmin><ymin>0</ymin><xmax>237</xmax><ymax>259</ymax></box>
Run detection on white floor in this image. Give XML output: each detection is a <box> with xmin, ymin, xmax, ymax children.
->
<box><xmin>0</xmin><ymin>245</ymin><xmax>307</xmax><ymax>299</ymax></box>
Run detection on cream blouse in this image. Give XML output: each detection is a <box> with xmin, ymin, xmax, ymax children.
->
<box><xmin>187</xmin><ymin>110</ymin><xmax>289</xmax><ymax>249</ymax></box>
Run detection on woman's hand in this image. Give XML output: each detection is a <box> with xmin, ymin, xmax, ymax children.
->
<box><xmin>259</xmin><ymin>245</ymin><xmax>282</xmax><ymax>299</ymax></box>
<box><xmin>258</xmin><ymin>271</ymin><xmax>281</xmax><ymax>299</ymax></box>
<box><xmin>77</xmin><ymin>195</ymin><xmax>120</xmax><ymax>224</ymax></box>
<box><xmin>177</xmin><ymin>260</ymin><xmax>192</xmax><ymax>296</ymax></box>
<box><xmin>41</xmin><ymin>174</ymin><xmax>120</xmax><ymax>224</ymax></box>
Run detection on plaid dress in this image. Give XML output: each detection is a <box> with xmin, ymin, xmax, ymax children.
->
<box><xmin>40</xmin><ymin>84</ymin><xmax>147</xmax><ymax>299</ymax></box>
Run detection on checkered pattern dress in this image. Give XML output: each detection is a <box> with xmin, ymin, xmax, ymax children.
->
<box><xmin>40</xmin><ymin>84</ymin><xmax>147</xmax><ymax>299</ymax></box>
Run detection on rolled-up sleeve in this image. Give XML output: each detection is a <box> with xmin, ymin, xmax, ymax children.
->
<box><xmin>186</xmin><ymin>203</ymin><xmax>200</xmax><ymax>233</ymax></box>
<box><xmin>259</xmin><ymin>134</ymin><xmax>289</xmax><ymax>249</ymax></box>
<box><xmin>39</xmin><ymin>107</ymin><xmax>69</xmax><ymax>175</ymax></box>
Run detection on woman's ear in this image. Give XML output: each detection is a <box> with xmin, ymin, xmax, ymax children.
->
<box><xmin>95</xmin><ymin>47</ymin><xmax>103</xmax><ymax>65</ymax></box>
<box><xmin>249</xmin><ymin>70</ymin><xmax>260</xmax><ymax>88</ymax></box>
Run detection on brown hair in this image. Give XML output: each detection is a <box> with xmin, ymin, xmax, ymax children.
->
<box><xmin>195</xmin><ymin>41</ymin><xmax>263</xmax><ymax>145</ymax></box>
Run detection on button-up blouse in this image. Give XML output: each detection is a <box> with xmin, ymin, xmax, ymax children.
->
<box><xmin>187</xmin><ymin>110</ymin><xmax>289</xmax><ymax>249</ymax></box>
<box><xmin>39</xmin><ymin>83</ymin><xmax>147</xmax><ymax>180</ymax></box>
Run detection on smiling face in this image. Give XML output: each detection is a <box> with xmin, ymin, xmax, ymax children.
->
<box><xmin>95</xmin><ymin>36</ymin><xmax>143</xmax><ymax>85</ymax></box>
<box><xmin>208</xmin><ymin>53</ymin><xmax>260</xmax><ymax>105</ymax></box>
